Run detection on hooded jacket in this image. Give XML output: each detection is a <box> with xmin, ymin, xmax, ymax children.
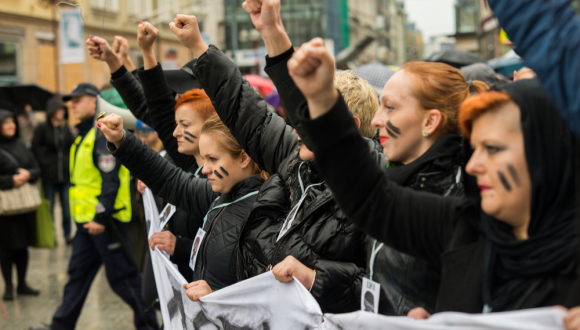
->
<box><xmin>298</xmin><ymin>79</ymin><xmax>580</xmax><ymax>313</ymax></box>
<box><xmin>109</xmin><ymin>132</ymin><xmax>263</xmax><ymax>290</ymax></box>
<box><xmin>31</xmin><ymin>98</ymin><xmax>74</xmax><ymax>185</ymax></box>
<box><xmin>190</xmin><ymin>45</ymin><xmax>387</xmax><ymax>313</ymax></box>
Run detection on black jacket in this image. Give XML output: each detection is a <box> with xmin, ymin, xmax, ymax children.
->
<box><xmin>190</xmin><ymin>45</ymin><xmax>387</xmax><ymax>313</ymax></box>
<box><xmin>109</xmin><ymin>132</ymin><xmax>262</xmax><ymax>290</ymax></box>
<box><xmin>297</xmin><ymin>88</ymin><xmax>580</xmax><ymax>313</ymax></box>
<box><xmin>111</xmin><ymin>64</ymin><xmax>204</xmax><ymax>281</ymax></box>
<box><xmin>31</xmin><ymin>99</ymin><xmax>74</xmax><ymax>185</ymax></box>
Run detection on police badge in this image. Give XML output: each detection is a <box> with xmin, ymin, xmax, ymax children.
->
<box><xmin>98</xmin><ymin>154</ymin><xmax>116</xmax><ymax>173</ymax></box>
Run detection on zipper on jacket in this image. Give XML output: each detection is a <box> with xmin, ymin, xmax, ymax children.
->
<box><xmin>199</xmin><ymin>207</ymin><xmax>228</xmax><ymax>280</ymax></box>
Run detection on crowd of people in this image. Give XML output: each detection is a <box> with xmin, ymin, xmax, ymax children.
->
<box><xmin>2</xmin><ymin>0</ymin><xmax>580</xmax><ymax>329</ymax></box>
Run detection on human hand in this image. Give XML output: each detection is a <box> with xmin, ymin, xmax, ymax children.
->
<box><xmin>137</xmin><ymin>180</ymin><xmax>148</xmax><ymax>194</ymax></box>
<box><xmin>137</xmin><ymin>21</ymin><xmax>159</xmax><ymax>54</ymax></box>
<box><xmin>87</xmin><ymin>35</ymin><xmax>123</xmax><ymax>72</ymax></box>
<box><xmin>112</xmin><ymin>36</ymin><xmax>136</xmax><ymax>72</ymax></box>
<box><xmin>12</xmin><ymin>173</ymin><xmax>27</xmax><ymax>188</ymax></box>
<box><xmin>272</xmin><ymin>255</ymin><xmax>316</xmax><ymax>290</ymax></box>
<box><xmin>288</xmin><ymin>38</ymin><xmax>338</xmax><ymax>119</ymax></box>
<box><xmin>407</xmin><ymin>307</ymin><xmax>431</xmax><ymax>320</ymax></box>
<box><xmin>96</xmin><ymin>113</ymin><xmax>124</xmax><ymax>148</ymax></box>
<box><xmin>149</xmin><ymin>231</ymin><xmax>177</xmax><ymax>255</ymax></box>
<box><xmin>564</xmin><ymin>306</ymin><xmax>580</xmax><ymax>330</ymax></box>
<box><xmin>242</xmin><ymin>0</ymin><xmax>282</xmax><ymax>32</ymax></box>
<box><xmin>183</xmin><ymin>280</ymin><xmax>212</xmax><ymax>301</ymax></box>
<box><xmin>83</xmin><ymin>221</ymin><xmax>105</xmax><ymax>235</ymax></box>
<box><xmin>168</xmin><ymin>15</ymin><xmax>208</xmax><ymax>58</ymax></box>
<box><xmin>16</xmin><ymin>168</ymin><xmax>31</xmax><ymax>182</ymax></box>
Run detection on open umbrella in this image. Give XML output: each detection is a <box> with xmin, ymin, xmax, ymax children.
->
<box><xmin>487</xmin><ymin>50</ymin><xmax>525</xmax><ymax>79</ymax></box>
<box><xmin>354</xmin><ymin>62</ymin><xmax>396</xmax><ymax>94</ymax></box>
<box><xmin>426</xmin><ymin>50</ymin><xmax>486</xmax><ymax>69</ymax></box>
<box><xmin>243</xmin><ymin>75</ymin><xmax>275</xmax><ymax>96</ymax></box>
<box><xmin>0</xmin><ymin>84</ymin><xmax>54</xmax><ymax>111</ymax></box>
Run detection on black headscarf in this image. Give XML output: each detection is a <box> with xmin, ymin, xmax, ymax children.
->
<box><xmin>0</xmin><ymin>109</ymin><xmax>17</xmax><ymax>144</ymax></box>
<box><xmin>481</xmin><ymin>79</ymin><xmax>578</xmax><ymax>311</ymax></box>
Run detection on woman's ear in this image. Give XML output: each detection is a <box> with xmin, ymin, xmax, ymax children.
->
<box><xmin>353</xmin><ymin>116</ymin><xmax>362</xmax><ymax>130</ymax></box>
<box><xmin>240</xmin><ymin>150</ymin><xmax>253</xmax><ymax>169</ymax></box>
<box><xmin>423</xmin><ymin>109</ymin><xmax>443</xmax><ymax>137</ymax></box>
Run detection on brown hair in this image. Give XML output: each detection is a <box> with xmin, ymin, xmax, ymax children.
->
<box><xmin>201</xmin><ymin>114</ymin><xmax>269</xmax><ymax>181</ymax></box>
<box><xmin>175</xmin><ymin>89</ymin><xmax>216</xmax><ymax>120</ymax></box>
<box><xmin>400</xmin><ymin>61</ymin><xmax>489</xmax><ymax>136</ymax></box>
<box><xmin>334</xmin><ymin>70</ymin><xmax>379</xmax><ymax>138</ymax></box>
<box><xmin>459</xmin><ymin>91</ymin><xmax>514</xmax><ymax>139</ymax></box>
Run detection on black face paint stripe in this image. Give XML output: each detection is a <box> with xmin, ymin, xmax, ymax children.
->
<box><xmin>214</xmin><ymin>170</ymin><xmax>224</xmax><ymax>179</ymax></box>
<box><xmin>184</xmin><ymin>136</ymin><xmax>194</xmax><ymax>143</ymax></box>
<box><xmin>507</xmin><ymin>165</ymin><xmax>520</xmax><ymax>187</ymax></box>
<box><xmin>220</xmin><ymin>167</ymin><xmax>229</xmax><ymax>176</ymax></box>
<box><xmin>184</xmin><ymin>131</ymin><xmax>197</xmax><ymax>139</ymax></box>
<box><xmin>498</xmin><ymin>171</ymin><xmax>512</xmax><ymax>192</ymax></box>
<box><xmin>386</xmin><ymin>127</ymin><xmax>399</xmax><ymax>139</ymax></box>
<box><xmin>386</xmin><ymin>121</ymin><xmax>401</xmax><ymax>135</ymax></box>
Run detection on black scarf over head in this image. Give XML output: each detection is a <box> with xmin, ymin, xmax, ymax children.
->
<box><xmin>481</xmin><ymin>79</ymin><xmax>578</xmax><ymax>311</ymax></box>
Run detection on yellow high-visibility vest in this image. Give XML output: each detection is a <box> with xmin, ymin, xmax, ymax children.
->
<box><xmin>69</xmin><ymin>128</ymin><xmax>131</xmax><ymax>223</ymax></box>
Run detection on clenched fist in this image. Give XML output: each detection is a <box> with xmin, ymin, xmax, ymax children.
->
<box><xmin>183</xmin><ymin>280</ymin><xmax>212</xmax><ymax>301</ymax></box>
<box><xmin>137</xmin><ymin>21</ymin><xmax>159</xmax><ymax>53</ymax></box>
<box><xmin>272</xmin><ymin>255</ymin><xmax>316</xmax><ymax>290</ymax></box>
<box><xmin>168</xmin><ymin>15</ymin><xmax>208</xmax><ymax>58</ymax></box>
<box><xmin>96</xmin><ymin>113</ymin><xmax>124</xmax><ymax>147</ymax></box>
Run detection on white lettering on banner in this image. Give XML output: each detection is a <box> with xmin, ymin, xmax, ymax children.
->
<box><xmin>321</xmin><ymin>307</ymin><xmax>567</xmax><ymax>330</ymax></box>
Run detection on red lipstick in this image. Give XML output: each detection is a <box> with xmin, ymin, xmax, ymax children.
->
<box><xmin>478</xmin><ymin>185</ymin><xmax>490</xmax><ymax>193</ymax></box>
<box><xmin>380</xmin><ymin>136</ymin><xmax>389</xmax><ymax>144</ymax></box>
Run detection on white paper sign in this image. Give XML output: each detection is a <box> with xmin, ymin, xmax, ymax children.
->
<box><xmin>59</xmin><ymin>8</ymin><xmax>85</xmax><ymax>64</ymax></box>
<box><xmin>361</xmin><ymin>277</ymin><xmax>380</xmax><ymax>314</ymax></box>
<box><xmin>321</xmin><ymin>307</ymin><xmax>567</xmax><ymax>330</ymax></box>
<box><xmin>158</xmin><ymin>203</ymin><xmax>176</xmax><ymax>232</ymax></box>
<box><xmin>188</xmin><ymin>228</ymin><xmax>205</xmax><ymax>271</ymax></box>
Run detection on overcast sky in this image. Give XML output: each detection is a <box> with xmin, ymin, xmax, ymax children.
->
<box><xmin>403</xmin><ymin>0</ymin><xmax>456</xmax><ymax>43</ymax></box>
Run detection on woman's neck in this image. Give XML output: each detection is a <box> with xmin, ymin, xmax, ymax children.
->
<box><xmin>400</xmin><ymin>138</ymin><xmax>436</xmax><ymax>165</ymax></box>
<box><xmin>193</xmin><ymin>152</ymin><xmax>204</xmax><ymax>168</ymax></box>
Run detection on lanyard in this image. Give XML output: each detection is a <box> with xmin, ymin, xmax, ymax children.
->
<box><xmin>202</xmin><ymin>190</ymin><xmax>259</xmax><ymax>229</ymax></box>
<box><xmin>369</xmin><ymin>240</ymin><xmax>384</xmax><ymax>281</ymax></box>
<box><xmin>194</xmin><ymin>166</ymin><xmax>203</xmax><ymax>177</ymax></box>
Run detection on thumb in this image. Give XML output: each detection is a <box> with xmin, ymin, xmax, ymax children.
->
<box><xmin>169</xmin><ymin>22</ymin><xmax>179</xmax><ymax>35</ymax></box>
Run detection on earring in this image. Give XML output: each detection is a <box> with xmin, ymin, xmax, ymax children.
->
<box><xmin>423</xmin><ymin>131</ymin><xmax>429</xmax><ymax>137</ymax></box>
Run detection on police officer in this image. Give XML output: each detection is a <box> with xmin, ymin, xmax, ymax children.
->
<box><xmin>31</xmin><ymin>84</ymin><xmax>158</xmax><ymax>330</ymax></box>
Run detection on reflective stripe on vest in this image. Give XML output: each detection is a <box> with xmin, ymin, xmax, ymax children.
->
<box><xmin>69</xmin><ymin>128</ymin><xmax>132</xmax><ymax>223</ymax></box>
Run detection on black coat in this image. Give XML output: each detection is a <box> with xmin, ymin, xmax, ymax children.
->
<box><xmin>190</xmin><ymin>45</ymin><xmax>387</xmax><ymax>313</ymax></box>
<box><xmin>297</xmin><ymin>89</ymin><xmax>580</xmax><ymax>313</ymax></box>
<box><xmin>31</xmin><ymin>117</ymin><xmax>74</xmax><ymax>185</ymax></box>
<box><xmin>109</xmin><ymin>132</ymin><xmax>263</xmax><ymax>290</ymax></box>
<box><xmin>111</xmin><ymin>64</ymin><xmax>204</xmax><ymax>281</ymax></box>
<box><xmin>0</xmin><ymin>110</ymin><xmax>40</xmax><ymax>249</ymax></box>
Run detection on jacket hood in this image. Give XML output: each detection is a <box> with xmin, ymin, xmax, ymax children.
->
<box><xmin>461</xmin><ymin>63</ymin><xmax>503</xmax><ymax>89</ymax></box>
<box><xmin>481</xmin><ymin>79</ymin><xmax>578</xmax><ymax>310</ymax></box>
<box><xmin>0</xmin><ymin>109</ymin><xmax>17</xmax><ymax>144</ymax></box>
<box><xmin>45</xmin><ymin>97</ymin><xmax>69</xmax><ymax>120</ymax></box>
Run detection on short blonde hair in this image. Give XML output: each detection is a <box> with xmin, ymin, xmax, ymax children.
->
<box><xmin>334</xmin><ymin>70</ymin><xmax>379</xmax><ymax>138</ymax></box>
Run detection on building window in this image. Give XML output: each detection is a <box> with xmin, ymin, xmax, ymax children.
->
<box><xmin>92</xmin><ymin>0</ymin><xmax>119</xmax><ymax>13</ymax></box>
<box><xmin>0</xmin><ymin>41</ymin><xmax>18</xmax><ymax>83</ymax></box>
<box><xmin>456</xmin><ymin>0</ymin><xmax>479</xmax><ymax>34</ymax></box>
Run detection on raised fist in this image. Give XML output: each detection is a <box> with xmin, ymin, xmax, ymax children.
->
<box><xmin>168</xmin><ymin>14</ymin><xmax>208</xmax><ymax>57</ymax></box>
<box><xmin>96</xmin><ymin>113</ymin><xmax>124</xmax><ymax>147</ymax></box>
<box><xmin>242</xmin><ymin>0</ymin><xmax>283</xmax><ymax>32</ymax></box>
<box><xmin>137</xmin><ymin>21</ymin><xmax>159</xmax><ymax>53</ymax></box>
<box><xmin>86</xmin><ymin>35</ymin><xmax>118</xmax><ymax>62</ymax></box>
<box><xmin>112</xmin><ymin>36</ymin><xmax>130</xmax><ymax>59</ymax></box>
<box><xmin>288</xmin><ymin>38</ymin><xmax>335</xmax><ymax>99</ymax></box>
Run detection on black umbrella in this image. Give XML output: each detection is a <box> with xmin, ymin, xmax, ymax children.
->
<box><xmin>426</xmin><ymin>50</ymin><xmax>485</xmax><ymax>69</ymax></box>
<box><xmin>0</xmin><ymin>84</ymin><xmax>54</xmax><ymax>111</ymax></box>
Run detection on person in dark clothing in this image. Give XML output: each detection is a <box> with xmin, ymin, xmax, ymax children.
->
<box><xmin>32</xmin><ymin>84</ymin><xmax>158</xmax><ymax>330</ymax></box>
<box><xmin>0</xmin><ymin>109</ymin><xmax>41</xmax><ymax>301</ymax></box>
<box><xmin>31</xmin><ymin>98</ymin><xmax>75</xmax><ymax>243</ymax></box>
<box><xmin>461</xmin><ymin>63</ymin><xmax>504</xmax><ymax>90</ymax></box>
<box><xmin>97</xmin><ymin>112</ymin><xmax>267</xmax><ymax>299</ymax></box>
<box><xmin>168</xmin><ymin>14</ymin><xmax>383</xmax><ymax>313</ymax></box>
<box><xmin>287</xmin><ymin>41</ymin><xmax>580</xmax><ymax>318</ymax></box>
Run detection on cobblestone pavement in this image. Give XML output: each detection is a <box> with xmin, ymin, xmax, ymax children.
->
<box><xmin>0</xmin><ymin>195</ymin><xmax>160</xmax><ymax>330</ymax></box>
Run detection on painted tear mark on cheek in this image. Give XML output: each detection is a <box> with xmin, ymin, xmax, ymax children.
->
<box><xmin>220</xmin><ymin>167</ymin><xmax>229</xmax><ymax>177</ymax></box>
<box><xmin>507</xmin><ymin>164</ymin><xmax>520</xmax><ymax>187</ymax></box>
<box><xmin>183</xmin><ymin>136</ymin><xmax>194</xmax><ymax>143</ymax></box>
<box><xmin>214</xmin><ymin>170</ymin><xmax>224</xmax><ymax>179</ymax></box>
<box><xmin>184</xmin><ymin>131</ymin><xmax>197</xmax><ymax>139</ymax></box>
<box><xmin>386</xmin><ymin>121</ymin><xmax>400</xmax><ymax>139</ymax></box>
<box><xmin>498</xmin><ymin>171</ymin><xmax>512</xmax><ymax>192</ymax></box>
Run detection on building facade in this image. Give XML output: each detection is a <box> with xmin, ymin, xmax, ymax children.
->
<box><xmin>0</xmin><ymin>0</ymin><xmax>223</xmax><ymax>96</ymax></box>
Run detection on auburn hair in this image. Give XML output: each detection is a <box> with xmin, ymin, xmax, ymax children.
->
<box><xmin>201</xmin><ymin>114</ymin><xmax>269</xmax><ymax>181</ymax></box>
<box><xmin>459</xmin><ymin>91</ymin><xmax>514</xmax><ymax>139</ymax></box>
<box><xmin>174</xmin><ymin>89</ymin><xmax>216</xmax><ymax>120</ymax></box>
<box><xmin>400</xmin><ymin>61</ymin><xmax>489</xmax><ymax>136</ymax></box>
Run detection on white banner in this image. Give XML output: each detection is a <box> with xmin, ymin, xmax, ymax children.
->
<box><xmin>59</xmin><ymin>8</ymin><xmax>85</xmax><ymax>64</ymax></box>
<box><xmin>321</xmin><ymin>308</ymin><xmax>566</xmax><ymax>330</ymax></box>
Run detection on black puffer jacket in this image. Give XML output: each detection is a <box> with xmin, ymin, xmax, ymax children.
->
<box><xmin>190</xmin><ymin>45</ymin><xmax>387</xmax><ymax>313</ymax></box>
<box><xmin>108</xmin><ymin>132</ymin><xmax>263</xmax><ymax>291</ymax></box>
<box><xmin>31</xmin><ymin>98</ymin><xmax>75</xmax><ymax>185</ymax></box>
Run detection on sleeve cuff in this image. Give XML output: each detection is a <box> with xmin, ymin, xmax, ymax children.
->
<box><xmin>171</xmin><ymin>236</ymin><xmax>194</xmax><ymax>265</ymax></box>
<box><xmin>265</xmin><ymin>47</ymin><xmax>294</xmax><ymax>68</ymax></box>
<box><xmin>107</xmin><ymin>130</ymin><xmax>130</xmax><ymax>156</ymax></box>
<box><xmin>111</xmin><ymin>65</ymin><xmax>128</xmax><ymax>81</ymax></box>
